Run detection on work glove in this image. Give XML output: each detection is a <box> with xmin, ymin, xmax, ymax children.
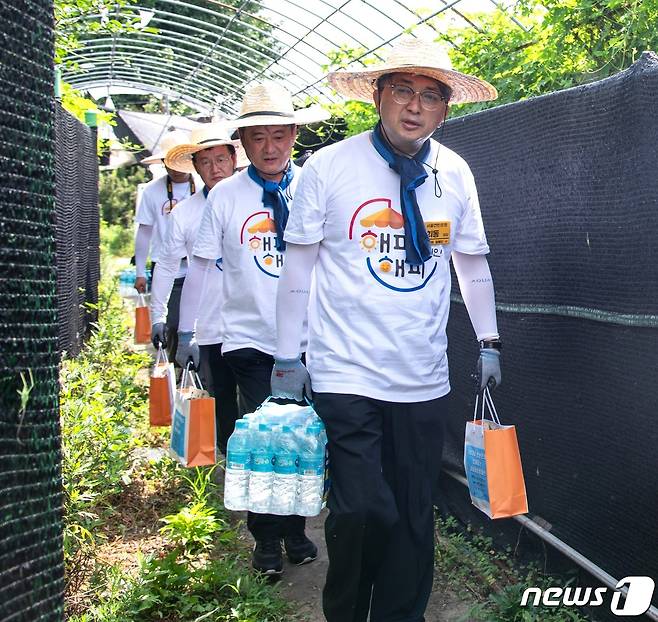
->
<box><xmin>176</xmin><ymin>330</ymin><xmax>199</xmax><ymax>370</ymax></box>
<box><xmin>271</xmin><ymin>357</ymin><xmax>312</xmax><ymax>402</ymax></box>
<box><xmin>477</xmin><ymin>348</ymin><xmax>501</xmax><ymax>391</ymax></box>
<box><xmin>151</xmin><ymin>322</ymin><xmax>167</xmax><ymax>349</ymax></box>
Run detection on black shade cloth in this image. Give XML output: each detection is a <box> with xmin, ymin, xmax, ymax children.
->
<box><xmin>0</xmin><ymin>0</ymin><xmax>64</xmax><ymax>620</ymax></box>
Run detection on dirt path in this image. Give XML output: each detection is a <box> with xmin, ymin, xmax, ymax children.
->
<box><xmin>277</xmin><ymin>510</ymin><xmax>473</xmax><ymax>622</ymax></box>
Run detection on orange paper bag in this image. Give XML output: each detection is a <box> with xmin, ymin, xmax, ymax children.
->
<box><xmin>149</xmin><ymin>346</ymin><xmax>175</xmax><ymax>426</ymax></box>
<box><xmin>464</xmin><ymin>388</ymin><xmax>528</xmax><ymax>519</ymax></box>
<box><xmin>134</xmin><ymin>294</ymin><xmax>151</xmax><ymax>344</ymax></box>
<box><xmin>170</xmin><ymin>367</ymin><xmax>216</xmax><ymax>467</ymax></box>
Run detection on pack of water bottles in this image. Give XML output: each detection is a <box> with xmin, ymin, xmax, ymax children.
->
<box><xmin>118</xmin><ymin>267</ymin><xmax>151</xmax><ymax>297</ymax></box>
<box><xmin>224</xmin><ymin>400</ymin><xmax>327</xmax><ymax>517</ymax></box>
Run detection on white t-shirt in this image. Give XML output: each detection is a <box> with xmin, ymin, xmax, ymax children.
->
<box><xmin>135</xmin><ymin>175</ymin><xmax>196</xmax><ymax>270</ymax></box>
<box><xmin>285</xmin><ymin>131</ymin><xmax>489</xmax><ymax>402</ymax></box>
<box><xmin>151</xmin><ymin>190</ymin><xmax>223</xmax><ymax>345</ymax></box>
<box><xmin>193</xmin><ymin>165</ymin><xmax>306</xmax><ymax>355</ymax></box>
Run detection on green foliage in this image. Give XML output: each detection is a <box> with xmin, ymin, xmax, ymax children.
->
<box><xmin>99</xmin><ymin>165</ymin><xmax>149</xmax><ymax>228</ymax></box>
<box><xmin>437</xmin><ymin>0</ymin><xmax>658</xmax><ymax>116</ymax></box>
<box><xmin>62</xmin><ymin>284</ymin><xmax>292</xmax><ymax>621</ymax></box>
<box><xmin>61</xmin><ymin>274</ymin><xmax>150</xmax><ymax>592</ymax></box>
<box><xmin>435</xmin><ymin>516</ymin><xmax>591</xmax><ymax>621</ymax></box>
<box><xmin>100</xmin><ymin>220</ymin><xmax>134</xmax><ymax>259</ymax></box>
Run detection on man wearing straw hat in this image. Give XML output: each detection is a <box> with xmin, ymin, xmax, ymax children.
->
<box><xmin>150</xmin><ymin>123</ymin><xmax>240</xmax><ymax>454</ymax></box>
<box><xmin>175</xmin><ymin>82</ymin><xmax>330</xmax><ymax>576</ymax></box>
<box><xmin>271</xmin><ymin>37</ymin><xmax>502</xmax><ymax>621</ymax></box>
<box><xmin>134</xmin><ymin>129</ymin><xmax>197</xmax><ymax>362</ymax></box>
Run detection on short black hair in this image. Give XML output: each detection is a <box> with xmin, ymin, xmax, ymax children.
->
<box><xmin>376</xmin><ymin>73</ymin><xmax>452</xmax><ymax>102</ymax></box>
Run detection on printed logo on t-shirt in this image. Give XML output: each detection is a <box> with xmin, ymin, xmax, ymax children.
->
<box><xmin>348</xmin><ymin>198</ymin><xmax>441</xmax><ymax>292</ymax></box>
<box><xmin>240</xmin><ymin>211</ymin><xmax>284</xmax><ymax>278</ymax></box>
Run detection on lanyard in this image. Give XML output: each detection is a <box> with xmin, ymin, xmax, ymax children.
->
<box><xmin>166</xmin><ymin>176</ymin><xmax>196</xmax><ymax>212</ymax></box>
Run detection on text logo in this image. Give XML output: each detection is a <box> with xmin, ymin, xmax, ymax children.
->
<box><xmin>521</xmin><ymin>577</ymin><xmax>654</xmax><ymax>616</ymax></box>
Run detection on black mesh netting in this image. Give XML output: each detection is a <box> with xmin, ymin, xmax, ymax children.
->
<box><xmin>437</xmin><ymin>52</ymin><xmax>658</xmax><ymax>611</ymax></box>
<box><xmin>0</xmin><ymin>0</ymin><xmax>64</xmax><ymax>621</ymax></box>
<box><xmin>55</xmin><ymin>104</ymin><xmax>100</xmax><ymax>358</ymax></box>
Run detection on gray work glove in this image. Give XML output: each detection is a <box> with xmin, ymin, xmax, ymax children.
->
<box><xmin>176</xmin><ymin>330</ymin><xmax>199</xmax><ymax>369</ymax></box>
<box><xmin>477</xmin><ymin>349</ymin><xmax>501</xmax><ymax>391</ymax></box>
<box><xmin>271</xmin><ymin>357</ymin><xmax>312</xmax><ymax>402</ymax></box>
<box><xmin>151</xmin><ymin>322</ymin><xmax>167</xmax><ymax>349</ymax></box>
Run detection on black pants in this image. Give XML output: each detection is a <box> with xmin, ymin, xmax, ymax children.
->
<box><xmin>313</xmin><ymin>393</ymin><xmax>447</xmax><ymax>622</ymax></box>
<box><xmin>165</xmin><ymin>274</ymin><xmax>185</xmax><ymax>367</ymax></box>
<box><xmin>222</xmin><ymin>347</ymin><xmax>306</xmax><ymax>541</ymax></box>
<box><xmin>198</xmin><ymin>343</ymin><xmax>239</xmax><ymax>454</ymax></box>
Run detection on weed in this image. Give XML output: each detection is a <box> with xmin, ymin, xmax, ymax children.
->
<box><xmin>435</xmin><ymin>516</ymin><xmax>591</xmax><ymax>621</ymax></box>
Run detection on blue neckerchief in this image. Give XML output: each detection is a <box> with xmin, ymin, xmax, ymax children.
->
<box><xmin>371</xmin><ymin>122</ymin><xmax>432</xmax><ymax>266</ymax></box>
<box><xmin>203</xmin><ymin>185</ymin><xmax>209</xmax><ymax>198</ymax></box>
<box><xmin>247</xmin><ymin>163</ymin><xmax>294</xmax><ymax>252</ymax></box>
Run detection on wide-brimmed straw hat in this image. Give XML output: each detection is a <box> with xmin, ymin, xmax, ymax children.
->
<box><xmin>228</xmin><ymin>82</ymin><xmax>330</xmax><ymax>130</ymax></box>
<box><xmin>164</xmin><ymin>123</ymin><xmax>244</xmax><ymax>174</ymax></box>
<box><xmin>327</xmin><ymin>37</ymin><xmax>497</xmax><ymax>105</ymax></box>
<box><xmin>141</xmin><ymin>129</ymin><xmax>192</xmax><ymax>165</ymax></box>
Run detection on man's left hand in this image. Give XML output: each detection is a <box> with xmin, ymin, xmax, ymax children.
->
<box><xmin>477</xmin><ymin>349</ymin><xmax>501</xmax><ymax>391</ymax></box>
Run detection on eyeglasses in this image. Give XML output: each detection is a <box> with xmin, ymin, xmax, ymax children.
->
<box><xmin>386</xmin><ymin>84</ymin><xmax>449</xmax><ymax>110</ymax></box>
<box><xmin>195</xmin><ymin>155</ymin><xmax>232</xmax><ymax>167</ymax></box>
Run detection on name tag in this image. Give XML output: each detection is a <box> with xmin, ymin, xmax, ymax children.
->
<box><xmin>425</xmin><ymin>221</ymin><xmax>451</xmax><ymax>245</ymax></box>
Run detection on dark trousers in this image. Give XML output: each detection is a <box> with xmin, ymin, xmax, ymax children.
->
<box><xmin>198</xmin><ymin>343</ymin><xmax>240</xmax><ymax>454</ymax></box>
<box><xmin>222</xmin><ymin>347</ymin><xmax>306</xmax><ymax>541</ymax></box>
<box><xmin>165</xmin><ymin>275</ymin><xmax>185</xmax><ymax>367</ymax></box>
<box><xmin>312</xmin><ymin>393</ymin><xmax>447</xmax><ymax>622</ymax></box>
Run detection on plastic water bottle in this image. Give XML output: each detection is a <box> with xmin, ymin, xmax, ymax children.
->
<box><xmin>248</xmin><ymin>423</ymin><xmax>274</xmax><ymax>513</ymax></box>
<box><xmin>271</xmin><ymin>425</ymin><xmax>299</xmax><ymax>515</ymax></box>
<box><xmin>295</xmin><ymin>424</ymin><xmax>325</xmax><ymax>516</ymax></box>
<box><xmin>224</xmin><ymin>420</ymin><xmax>251</xmax><ymax>511</ymax></box>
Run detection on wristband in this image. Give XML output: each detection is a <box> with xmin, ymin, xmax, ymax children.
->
<box><xmin>479</xmin><ymin>338</ymin><xmax>502</xmax><ymax>351</ymax></box>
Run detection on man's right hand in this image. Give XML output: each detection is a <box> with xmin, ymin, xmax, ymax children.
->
<box><xmin>176</xmin><ymin>331</ymin><xmax>199</xmax><ymax>369</ymax></box>
<box><xmin>151</xmin><ymin>322</ymin><xmax>167</xmax><ymax>349</ymax></box>
<box><xmin>271</xmin><ymin>358</ymin><xmax>312</xmax><ymax>402</ymax></box>
<box><xmin>134</xmin><ymin>276</ymin><xmax>147</xmax><ymax>293</ymax></box>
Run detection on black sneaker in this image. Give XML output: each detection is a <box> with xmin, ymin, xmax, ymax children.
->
<box><xmin>252</xmin><ymin>539</ymin><xmax>283</xmax><ymax>576</ymax></box>
<box><xmin>284</xmin><ymin>533</ymin><xmax>318</xmax><ymax>565</ymax></box>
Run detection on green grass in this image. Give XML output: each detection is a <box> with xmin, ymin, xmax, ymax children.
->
<box><xmin>63</xmin><ymin>270</ymin><xmax>294</xmax><ymax>622</ymax></box>
<box><xmin>434</xmin><ymin>516</ymin><xmax>592</xmax><ymax>622</ymax></box>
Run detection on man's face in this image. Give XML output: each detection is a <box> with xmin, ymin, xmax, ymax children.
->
<box><xmin>193</xmin><ymin>144</ymin><xmax>236</xmax><ymax>189</ymax></box>
<box><xmin>239</xmin><ymin>124</ymin><xmax>297</xmax><ymax>181</ymax></box>
<box><xmin>373</xmin><ymin>72</ymin><xmax>449</xmax><ymax>155</ymax></box>
<box><xmin>165</xmin><ymin>165</ymin><xmax>190</xmax><ymax>183</ymax></box>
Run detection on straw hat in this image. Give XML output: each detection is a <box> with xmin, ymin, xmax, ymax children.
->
<box><xmin>228</xmin><ymin>82</ymin><xmax>330</xmax><ymax>129</ymax></box>
<box><xmin>164</xmin><ymin>123</ymin><xmax>243</xmax><ymax>174</ymax></box>
<box><xmin>327</xmin><ymin>37</ymin><xmax>497</xmax><ymax>105</ymax></box>
<box><xmin>141</xmin><ymin>129</ymin><xmax>192</xmax><ymax>165</ymax></box>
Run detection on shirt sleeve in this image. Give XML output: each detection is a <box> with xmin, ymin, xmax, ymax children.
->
<box><xmin>135</xmin><ymin>187</ymin><xmax>156</xmax><ymax>226</ymax></box>
<box><xmin>452</xmin><ymin>165</ymin><xmax>490</xmax><ymax>255</ymax></box>
<box><xmin>285</xmin><ymin>157</ymin><xmax>326</xmax><ymax>245</ymax></box>
<box><xmin>193</xmin><ymin>194</ymin><xmax>223</xmax><ymax>260</ymax></box>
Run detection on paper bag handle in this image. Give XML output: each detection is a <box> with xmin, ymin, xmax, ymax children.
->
<box><xmin>180</xmin><ymin>361</ymin><xmax>204</xmax><ymax>391</ymax></box>
<box><xmin>138</xmin><ymin>293</ymin><xmax>147</xmax><ymax>308</ymax></box>
<box><xmin>473</xmin><ymin>386</ymin><xmax>501</xmax><ymax>425</ymax></box>
<box><xmin>155</xmin><ymin>343</ymin><xmax>169</xmax><ymax>366</ymax></box>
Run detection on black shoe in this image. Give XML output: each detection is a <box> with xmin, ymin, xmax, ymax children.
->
<box><xmin>284</xmin><ymin>533</ymin><xmax>318</xmax><ymax>565</ymax></box>
<box><xmin>252</xmin><ymin>539</ymin><xmax>283</xmax><ymax>575</ymax></box>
